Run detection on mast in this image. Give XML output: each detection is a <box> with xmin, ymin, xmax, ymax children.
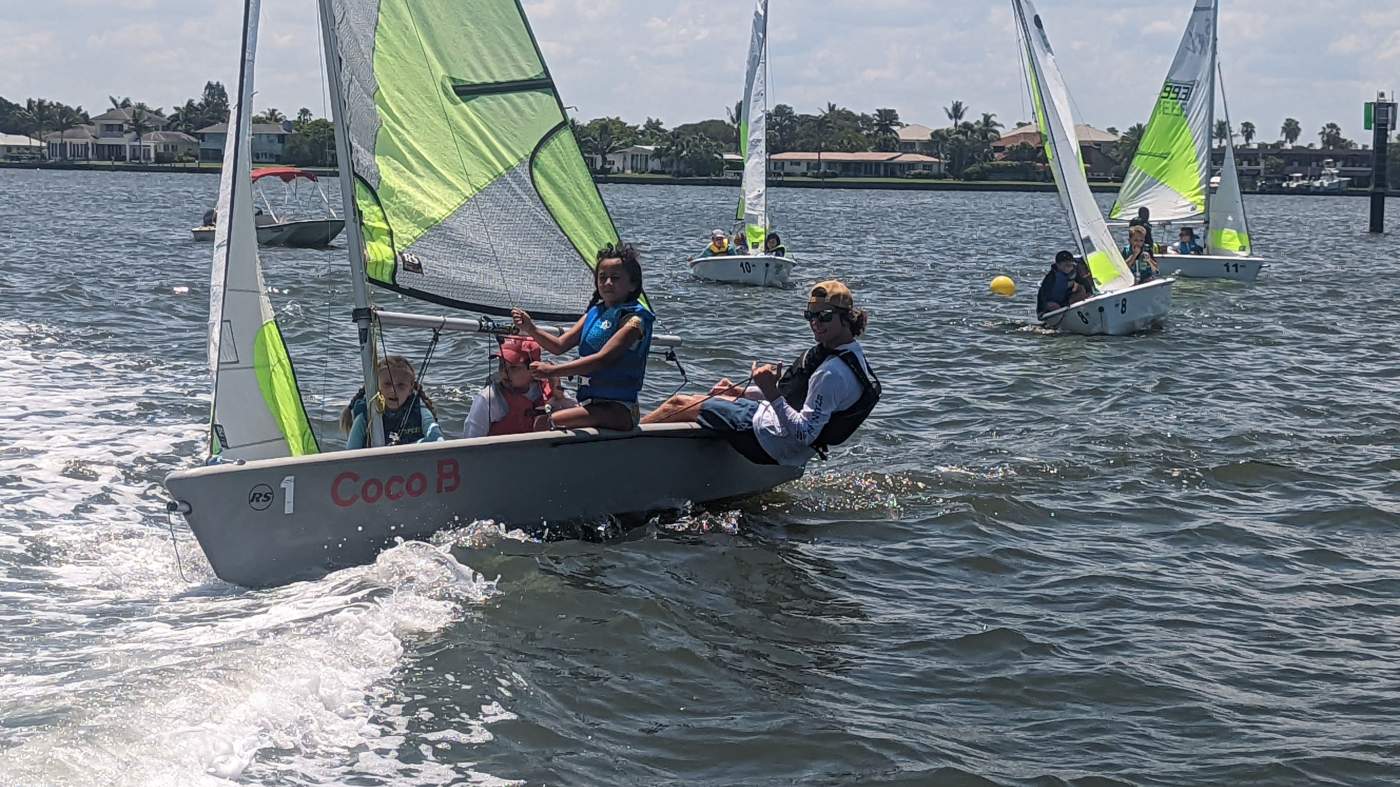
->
<box><xmin>316</xmin><ymin>0</ymin><xmax>384</xmax><ymax>447</ymax></box>
<box><xmin>1203</xmin><ymin>0</ymin><xmax>1219</xmax><ymax>223</ymax></box>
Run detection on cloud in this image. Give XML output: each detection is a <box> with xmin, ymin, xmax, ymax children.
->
<box><xmin>3</xmin><ymin>0</ymin><xmax>1385</xmax><ymax>143</ymax></box>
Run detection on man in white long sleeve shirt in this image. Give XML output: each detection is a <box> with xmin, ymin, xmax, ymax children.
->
<box><xmin>642</xmin><ymin>280</ymin><xmax>879</xmax><ymax>466</ymax></box>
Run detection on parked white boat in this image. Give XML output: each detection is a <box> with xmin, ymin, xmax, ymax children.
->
<box><xmin>1109</xmin><ymin>0</ymin><xmax>1265</xmax><ymax>282</ymax></box>
<box><xmin>191</xmin><ymin>166</ymin><xmax>344</xmax><ymax>247</ymax></box>
<box><xmin>165</xmin><ymin>0</ymin><xmax>801</xmax><ymax>588</ymax></box>
<box><xmin>1014</xmin><ymin>0</ymin><xmax>1173</xmax><ymax>335</ymax></box>
<box><xmin>1312</xmin><ymin>159</ymin><xmax>1350</xmax><ymax>193</ymax></box>
<box><xmin>689</xmin><ymin>0</ymin><xmax>795</xmax><ymax>288</ymax></box>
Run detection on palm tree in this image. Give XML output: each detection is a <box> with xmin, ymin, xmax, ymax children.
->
<box><xmin>974</xmin><ymin>112</ymin><xmax>1003</xmax><ymax>144</ymax></box>
<box><xmin>815</xmin><ymin>103</ymin><xmax>841</xmax><ymax>172</ymax></box>
<box><xmin>295</xmin><ymin>107</ymin><xmax>314</xmax><ymax>130</ymax></box>
<box><xmin>128</xmin><ymin>103</ymin><xmax>161</xmax><ymax>162</ymax></box>
<box><xmin>639</xmin><ymin>117</ymin><xmax>667</xmax><ymax>144</ymax></box>
<box><xmin>51</xmin><ymin>106</ymin><xmax>86</xmax><ymax>161</ymax></box>
<box><xmin>20</xmin><ymin>99</ymin><xmax>55</xmax><ymax>158</ymax></box>
<box><xmin>259</xmin><ymin>107</ymin><xmax>287</xmax><ymax>125</ymax></box>
<box><xmin>944</xmin><ymin>100</ymin><xmax>968</xmax><ymax>125</ymax></box>
<box><xmin>872</xmin><ymin>108</ymin><xmax>902</xmax><ymax>151</ymax></box>
<box><xmin>1281</xmin><ymin>117</ymin><xmax>1301</xmax><ymax>145</ymax></box>
<box><xmin>108</xmin><ymin>96</ymin><xmax>134</xmax><ymax>110</ymax></box>
<box><xmin>169</xmin><ymin>99</ymin><xmax>204</xmax><ymax>135</ymax></box>
<box><xmin>1213</xmin><ymin>120</ymin><xmax>1231</xmax><ymax>148</ymax></box>
<box><xmin>1318</xmin><ymin>122</ymin><xmax>1345</xmax><ymax>149</ymax></box>
<box><xmin>1239</xmin><ymin>121</ymin><xmax>1255</xmax><ymax>146</ymax></box>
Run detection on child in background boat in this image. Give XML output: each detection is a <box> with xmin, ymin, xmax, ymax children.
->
<box><xmin>1037</xmin><ymin>250</ymin><xmax>1080</xmax><ymax>317</ymax></box>
<box><xmin>1122</xmin><ymin>225</ymin><xmax>1160</xmax><ymax>284</ymax></box>
<box><xmin>341</xmin><ymin>355</ymin><xmax>444</xmax><ymax>449</ymax></box>
<box><xmin>700</xmin><ymin>229</ymin><xmax>732</xmax><ymax>257</ymax></box>
<box><xmin>463</xmin><ymin>335</ymin><xmax>573</xmax><ymax>438</ymax></box>
<box><xmin>512</xmin><ymin>243</ymin><xmax>655</xmax><ymax>431</ymax></box>
<box><xmin>1168</xmin><ymin>227</ymin><xmax>1205</xmax><ymax>255</ymax></box>
<box><xmin>764</xmin><ymin>232</ymin><xmax>786</xmax><ymax>257</ymax></box>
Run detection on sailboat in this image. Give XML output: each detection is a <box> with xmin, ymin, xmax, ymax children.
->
<box><xmin>1110</xmin><ymin>0</ymin><xmax>1264</xmax><ymax>282</ymax></box>
<box><xmin>689</xmin><ymin>0</ymin><xmax>795</xmax><ymax>289</ymax></box>
<box><xmin>1013</xmin><ymin>0</ymin><xmax>1174</xmax><ymax>335</ymax></box>
<box><xmin>163</xmin><ymin>0</ymin><xmax>801</xmax><ymax>589</ymax></box>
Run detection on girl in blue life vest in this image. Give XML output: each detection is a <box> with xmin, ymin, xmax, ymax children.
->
<box><xmin>340</xmin><ymin>355</ymin><xmax>444</xmax><ymax>449</ymax></box>
<box><xmin>511</xmin><ymin>242</ymin><xmax>655</xmax><ymax>431</ymax></box>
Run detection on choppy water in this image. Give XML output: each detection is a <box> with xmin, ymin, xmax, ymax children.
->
<box><xmin>1</xmin><ymin>168</ymin><xmax>1398</xmax><ymax>785</ymax></box>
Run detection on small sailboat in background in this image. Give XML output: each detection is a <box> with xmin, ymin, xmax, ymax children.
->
<box><xmin>191</xmin><ymin>166</ymin><xmax>345</xmax><ymax>247</ymax></box>
<box><xmin>1013</xmin><ymin>0</ymin><xmax>1173</xmax><ymax>336</ymax></box>
<box><xmin>689</xmin><ymin>0</ymin><xmax>795</xmax><ymax>288</ymax></box>
<box><xmin>165</xmin><ymin>0</ymin><xmax>800</xmax><ymax>588</ymax></box>
<box><xmin>1110</xmin><ymin>0</ymin><xmax>1264</xmax><ymax>282</ymax></box>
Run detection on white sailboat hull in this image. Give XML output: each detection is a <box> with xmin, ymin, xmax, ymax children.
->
<box><xmin>165</xmin><ymin>424</ymin><xmax>802</xmax><ymax>588</ymax></box>
<box><xmin>1040</xmin><ymin>278</ymin><xmax>1175</xmax><ymax>336</ymax></box>
<box><xmin>1159</xmin><ymin>254</ymin><xmax>1265</xmax><ymax>282</ymax></box>
<box><xmin>689</xmin><ymin>254</ymin><xmax>794</xmax><ymax>288</ymax></box>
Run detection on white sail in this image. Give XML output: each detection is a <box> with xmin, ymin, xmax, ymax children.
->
<box><xmin>1013</xmin><ymin>0</ymin><xmax>1135</xmax><ymax>293</ymax></box>
<box><xmin>208</xmin><ymin>0</ymin><xmax>317</xmax><ymax>461</ymax></box>
<box><xmin>737</xmin><ymin>0</ymin><xmax>769</xmax><ymax>249</ymax></box>
<box><xmin>1207</xmin><ymin>90</ymin><xmax>1251</xmax><ymax>255</ymax></box>
<box><xmin>1111</xmin><ymin>0</ymin><xmax>1217</xmax><ymax>222</ymax></box>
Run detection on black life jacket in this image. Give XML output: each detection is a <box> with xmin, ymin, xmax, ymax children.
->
<box><xmin>348</xmin><ymin>389</ymin><xmax>425</xmax><ymax>447</ymax></box>
<box><xmin>777</xmin><ymin>344</ymin><xmax>880</xmax><ymax>454</ymax></box>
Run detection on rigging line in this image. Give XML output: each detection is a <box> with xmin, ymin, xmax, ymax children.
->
<box><xmin>398</xmin><ymin>0</ymin><xmax>521</xmax><ymax>312</ymax></box>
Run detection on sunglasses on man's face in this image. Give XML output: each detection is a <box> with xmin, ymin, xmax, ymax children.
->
<box><xmin>803</xmin><ymin>308</ymin><xmax>843</xmax><ymax>323</ymax></box>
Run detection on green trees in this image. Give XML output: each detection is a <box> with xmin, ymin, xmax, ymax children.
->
<box><xmin>924</xmin><ymin>103</ymin><xmax>1001</xmax><ymax>179</ymax></box>
<box><xmin>1318</xmin><ymin>122</ymin><xmax>1347</xmax><ymax>149</ymax></box>
<box><xmin>872</xmin><ymin>108</ymin><xmax>902</xmax><ymax>151</ymax></box>
<box><xmin>1281</xmin><ymin>117</ymin><xmax>1301</xmax><ymax>145</ymax></box>
<box><xmin>1213</xmin><ymin>119</ymin><xmax>1231</xmax><ymax>148</ymax></box>
<box><xmin>1239</xmin><ymin>121</ymin><xmax>1255</xmax><ymax>146</ymax></box>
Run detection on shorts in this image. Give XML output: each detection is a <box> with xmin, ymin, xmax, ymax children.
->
<box><xmin>574</xmin><ymin>397</ymin><xmax>641</xmax><ymax>426</ymax></box>
<box><xmin>696</xmin><ymin>397</ymin><xmax>776</xmax><ymax>465</ymax></box>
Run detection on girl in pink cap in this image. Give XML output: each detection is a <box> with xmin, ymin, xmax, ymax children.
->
<box><xmin>463</xmin><ymin>335</ymin><xmax>570</xmax><ymax>438</ymax></box>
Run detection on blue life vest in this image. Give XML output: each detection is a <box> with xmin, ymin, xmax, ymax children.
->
<box><xmin>578</xmin><ymin>300</ymin><xmax>654</xmax><ymax>403</ymax></box>
<box><xmin>1047</xmin><ymin>269</ymin><xmax>1073</xmax><ymax>305</ymax></box>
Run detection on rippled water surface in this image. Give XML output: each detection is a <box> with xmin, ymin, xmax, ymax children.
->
<box><xmin>1</xmin><ymin>168</ymin><xmax>1398</xmax><ymax>785</ymax></box>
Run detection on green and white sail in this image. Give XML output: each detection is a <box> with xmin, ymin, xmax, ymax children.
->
<box><xmin>1111</xmin><ymin>0</ymin><xmax>1217</xmax><ymax>222</ymax></box>
<box><xmin>1207</xmin><ymin>64</ymin><xmax>1251</xmax><ymax>256</ymax></box>
<box><xmin>208</xmin><ymin>0</ymin><xmax>318</xmax><ymax>461</ymax></box>
<box><xmin>1014</xmin><ymin>0</ymin><xmax>1135</xmax><ymax>293</ymax></box>
<box><xmin>736</xmin><ymin>0</ymin><xmax>769</xmax><ymax>250</ymax></box>
<box><xmin>326</xmin><ymin>0</ymin><xmax>621</xmax><ymax>321</ymax></box>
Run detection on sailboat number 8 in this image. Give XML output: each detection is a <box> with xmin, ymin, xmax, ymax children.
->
<box><xmin>1119</xmin><ymin>298</ymin><xmax>1128</xmax><ymax>314</ymax></box>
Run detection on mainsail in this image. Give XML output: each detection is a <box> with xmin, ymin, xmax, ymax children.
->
<box><xmin>1014</xmin><ymin>0</ymin><xmax>1135</xmax><ymax>293</ymax></box>
<box><xmin>736</xmin><ymin>0</ymin><xmax>769</xmax><ymax>249</ymax></box>
<box><xmin>208</xmin><ymin>0</ymin><xmax>318</xmax><ymax>462</ymax></box>
<box><xmin>326</xmin><ymin>0</ymin><xmax>621</xmax><ymax>321</ymax></box>
<box><xmin>1111</xmin><ymin>0</ymin><xmax>1216</xmax><ymax>222</ymax></box>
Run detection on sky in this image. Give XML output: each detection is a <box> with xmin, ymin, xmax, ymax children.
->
<box><xmin>4</xmin><ymin>0</ymin><xmax>1398</xmax><ymax>143</ymax></box>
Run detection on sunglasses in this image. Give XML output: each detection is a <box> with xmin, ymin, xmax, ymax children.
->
<box><xmin>803</xmin><ymin>308</ymin><xmax>844</xmax><ymax>323</ymax></box>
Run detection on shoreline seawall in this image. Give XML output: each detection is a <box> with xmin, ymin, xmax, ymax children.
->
<box><xmin>3</xmin><ymin>161</ymin><xmax>1395</xmax><ymax>197</ymax></box>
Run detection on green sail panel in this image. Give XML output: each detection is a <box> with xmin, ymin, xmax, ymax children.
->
<box><xmin>329</xmin><ymin>0</ymin><xmax>620</xmax><ymax>321</ymax></box>
<box><xmin>1111</xmin><ymin>0</ymin><xmax>1216</xmax><ymax>222</ymax></box>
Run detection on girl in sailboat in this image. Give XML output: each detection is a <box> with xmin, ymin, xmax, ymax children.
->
<box><xmin>341</xmin><ymin>355</ymin><xmax>445</xmax><ymax>449</ymax></box>
<box><xmin>512</xmin><ymin>243</ymin><xmax>655</xmax><ymax>431</ymax></box>
<box><xmin>1122</xmin><ymin>225</ymin><xmax>1160</xmax><ymax>284</ymax></box>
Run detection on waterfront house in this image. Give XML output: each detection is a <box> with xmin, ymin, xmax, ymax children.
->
<box><xmin>583</xmin><ymin>144</ymin><xmax>666</xmax><ymax>174</ymax></box>
<box><xmin>0</xmin><ymin>133</ymin><xmax>44</xmax><ymax>160</ymax></box>
<box><xmin>40</xmin><ymin>107</ymin><xmax>181</xmax><ymax>162</ymax></box>
<box><xmin>896</xmin><ymin>123</ymin><xmax>937</xmax><ymax>154</ymax></box>
<box><xmin>768</xmin><ymin>151</ymin><xmax>943</xmax><ymax>178</ymax></box>
<box><xmin>195</xmin><ymin>122</ymin><xmax>292</xmax><ymax>163</ymax></box>
<box><xmin>991</xmin><ymin>122</ymin><xmax>1120</xmax><ymax>177</ymax></box>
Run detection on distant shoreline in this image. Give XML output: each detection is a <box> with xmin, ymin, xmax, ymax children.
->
<box><xmin>3</xmin><ymin>160</ymin><xmax>1395</xmax><ymax>197</ymax></box>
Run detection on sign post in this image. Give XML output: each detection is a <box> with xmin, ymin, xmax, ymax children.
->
<box><xmin>1368</xmin><ymin>93</ymin><xmax>1396</xmax><ymax>234</ymax></box>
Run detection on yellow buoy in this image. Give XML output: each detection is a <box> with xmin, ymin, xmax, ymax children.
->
<box><xmin>990</xmin><ymin>275</ymin><xmax>1016</xmax><ymax>297</ymax></box>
